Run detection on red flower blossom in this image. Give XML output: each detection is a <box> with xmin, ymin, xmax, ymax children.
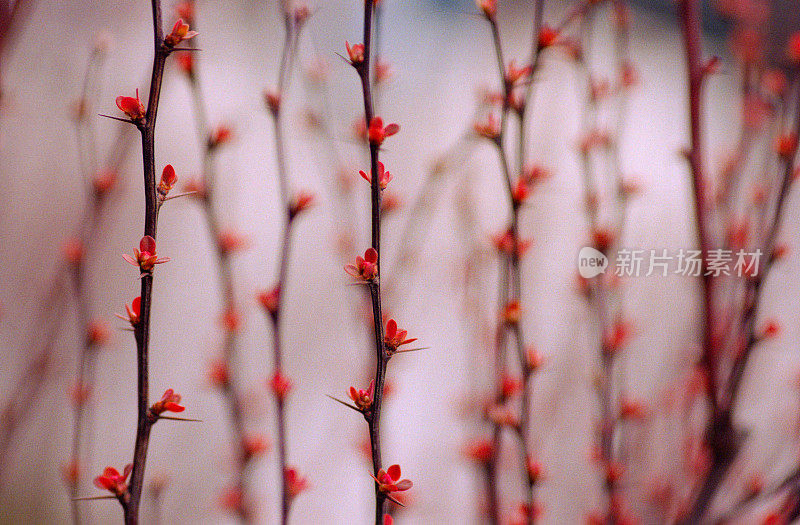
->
<box><xmin>619</xmin><ymin>398</ymin><xmax>648</xmax><ymax>421</ymax></box>
<box><xmin>368</xmin><ymin>117</ymin><xmax>400</xmax><ymax>145</ymax></box>
<box><xmin>605</xmin><ymin>461</ymin><xmax>624</xmax><ymax>484</ymax></box>
<box><xmin>591</xmin><ymin>227</ymin><xmax>615</xmax><ymax>253</ymax></box>
<box><xmin>580</xmin><ymin>129</ymin><xmax>613</xmax><ymax>153</ymax></box>
<box><xmin>759</xmin><ymin>319</ymin><xmax>781</xmax><ymax>339</ymax></box>
<box><xmin>381</xmin><ymin>192</ymin><xmax>402</xmax><ymax>214</ymax></box>
<box><xmin>219</xmin><ymin>488</ymin><xmax>245</xmax><ymax>514</ymax></box>
<box><xmin>787</xmin><ymin>32</ymin><xmax>800</xmax><ymax>63</ymax></box>
<box><xmin>375</xmin><ymin>58</ymin><xmax>393</xmax><ymax>83</ymax></box>
<box><xmin>477</xmin><ymin>0</ymin><xmax>496</xmax><ymax>18</ymax></box>
<box><xmin>487</xmin><ymin>403</ymin><xmax>518</xmax><ymax>427</ymax></box>
<box><xmin>603</xmin><ymin>321</ymin><xmax>631</xmax><ymax>353</ymax></box>
<box><xmin>502</xmin><ymin>300</ymin><xmax>521</xmax><ymax>325</ymax></box>
<box><xmin>289</xmin><ymin>190</ymin><xmax>315</xmax><ymax>217</ymax></box>
<box><xmin>177</xmin><ymin>52</ymin><xmax>194</xmax><ymax>75</ymax></box>
<box><xmin>265</xmin><ymin>90</ymin><xmax>281</xmax><ymax>113</ymax></box>
<box><xmin>208</xmin><ymin>359</ymin><xmax>229</xmax><ymax>388</ymax></box>
<box><xmin>62</xmin><ymin>237</ymin><xmax>83</xmax><ymax>265</ymax></box>
<box><xmin>285</xmin><ymin>467</ymin><xmax>309</xmax><ymax>499</ymax></box>
<box><xmin>384</xmin><ymin>319</ymin><xmax>417</xmax><ymax>353</ymax></box>
<box><xmin>527</xmin><ymin>457</ymin><xmax>544</xmax><ymax>482</ymax></box>
<box><xmin>620</xmin><ymin>61</ymin><xmax>638</xmax><ymax>88</ymax></box>
<box><xmin>763</xmin><ymin>70</ymin><xmax>787</xmax><ymax>96</ymax></box>
<box><xmin>87</xmin><ymin>321</ymin><xmax>110</xmax><ymax>346</ymax></box>
<box><xmin>70</xmin><ymin>383</ymin><xmax>91</xmax><ymax>406</ymax></box>
<box><xmin>527</xmin><ymin>346</ymin><xmax>544</xmax><ymax>371</ymax></box>
<box><xmin>463</xmin><ymin>439</ymin><xmax>493</xmax><ymax>463</ymax></box>
<box><xmin>383</xmin><ymin>515</ymin><xmax>394</xmax><ymax>525</ymax></box>
<box><xmin>474</xmin><ymin>113</ymin><xmax>499</xmax><ymax>140</ymax></box>
<box><xmin>150</xmin><ymin>389</ymin><xmax>185</xmax><ymax>416</ymax></box>
<box><xmin>293</xmin><ymin>5</ymin><xmax>310</xmax><ymax>25</ymax></box>
<box><xmin>221</xmin><ymin>306</ymin><xmax>241</xmax><ymax>332</ymax></box>
<box><xmin>620</xmin><ymin>177</ymin><xmax>642</xmax><ymax>197</ymax></box>
<box><xmin>538</xmin><ymin>26</ymin><xmax>559</xmax><ymax>49</ymax></box>
<box><xmin>217</xmin><ymin>229</ymin><xmax>250</xmax><ymax>254</ymax></box>
<box><xmin>511</xmin><ymin>177</ymin><xmax>529</xmax><ymax>205</ymax></box>
<box><xmin>372</xmin><ymin>464</ymin><xmax>413</xmax><ymax>494</ymax></box>
<box><xmin>345</xmin><ymin>41</ymin><xmax>365</xmax><ymax>64</ymax></box>
<box><xmin>115</xmin><ymin>297</ymin><xmax>141</xmax><ymax>327</ymax></box>
<box><xmin>505</xmin><ymin>60</ymin><xmax>532</xmax><ymax>85</ymax></box>
<box><xmin>345</xmin><ymin>248</ymin><xmax>379</xmax><ymax>282</ymax></box>
<box><xmin>94</xmin><ymin>464</ymin><xmax>133</xmax><ymax>496</ymax></box>
<box><xmin>123</xmin><ymin>235</ymin><xmax>170</xmax><ymax>273</ymax></box>
<box><xmin>348</xmin><ymin>379</ymin><xmax>375</xmax><ymax>411</ymax></box>
<box><xmin>157</xmin><ymin>164</ymin><xmax>178</xmax><ymax>199</ymax></box>
<box><xmin>360</xmin><ymin>161</ymin><xmax>393</xmax><ymax>190</ymax></box>
<box><xmin>209</xmin><ymin>125</ymin><xmax>233</xmax><ymax>148</ymax></box>
<box><xmin>116</xmin><ymin>89</ymin><xmax>145</xmax><ymax>121</ymax></box>
<box><xmin>93</xmin><ymin>168</ymin><xmax>117</xmax><ymax>196</ymax></box>
<box><xmin>242</xmin><ymin>434</ymin><xmax>270</xmax><ymax>458</ymax></box>
<box><xmin>492</xmin><ymin>229</ymin><xmax>532</xmax><ymax>257</ymax></box>
<box><xmin>773</xmin><ymin>244</ymin><xmax>790</xmax><ymax>261</ymax></box>
<box><xmin>183</xmin><ymin>177</ymin><xmax>207</xmax><ymax>200</ymax></box>
<box><xmin>62</xmin><ymin>460</ymin><xmax>80</xmax><ymax>486</ymax></box>
<box><xmin>775</xmin><ymin>133</ymin><xmax>798</xmax><ymax>159</ymax></box>
<box><xmin>164</xmin><ymin>18</ymin><xmax>198</xmax><ymax>47</ymax></box>
<box><xmin>510</xmin><ymin>502</ymin><xmax>543</xmax><ymax>525</ymax></box>
<box><xmin>590</xmin><ymin>77</ymin><xmax>611</xmax><ymax>102</ymax></box>
<box><xmin>175</xmin><ymin>1</ymin><xmax>195</xmax><ymax>22</ymax></box>
<box><xmin>258</xmin><ymin>286</ymin><xmax>281</xmax><ymax>316</ymax></box>
<box><xmin>501</xmin><ymin>373</ymin><xmax>522</xmax><ymax>398</ymax></box>
<box><xmin>745</xmin><ymin>473</ymin><xmax>764</xmax><ymax>496</ymax></box>
<box><xmin>270</xmin><ymin>369</ymin><xmax>292</xmax><ymax>399</ymax></box>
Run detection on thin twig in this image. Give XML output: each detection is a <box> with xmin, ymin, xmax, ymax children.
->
<box><xmin>179</xmin><ymin>3</ymin><xmax>253</xmax><ymax>521</ymax></box>
<box><xmin>124</xmin><ymin>2</ymin><xmax>173</xmax><ymax>523</ymax></box>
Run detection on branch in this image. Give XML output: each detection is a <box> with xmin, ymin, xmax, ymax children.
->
<box><xmin>125</xmin><ymin>1</ymin><xmax>172</xmax><ymax>522</ymax></box>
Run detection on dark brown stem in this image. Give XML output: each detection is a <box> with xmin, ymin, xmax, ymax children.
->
<box><xmin>125</xmin><ymin>1</ymin><xmax>169</xmax><ymax>523</ymax></box>
<box><xmin>353</xmin><ymin>1</ymin><xmax>391</xmax><ymax>522</ymax></box>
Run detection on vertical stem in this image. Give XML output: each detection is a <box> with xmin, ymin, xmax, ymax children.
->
<box><xmin>680</xmin><ymin>0</ymin><xmax>717</xmax><ymax>409</ymax></box>
<box><xmin>517</xmin><ymin>0</ymin><xmax>546</xmax><ymax>170</ymax></box>
<box><xmin>185</xmin><ymin>19</ymin><xmax>252</xmax><ymax>519</ymax></box>
<box><xmin>485</xmin><ymin>11</ymin><xmax>539</xmax><ymax>523</ymax></box>
<box><xmin>126</xmin><ymin>2</ymin><xmax>168</xmax><ymax>523</ymax></box>
<box><xmin>488</xmin><ymin>256</ymin><xmax>510</xmax><ymax>525</ymax></box>
<box><xmin>264</xmin><ymin>6</ymin><xmax>308</xmax><ymax>523</ymax></box>
<box><xmin>354</xmin><ymin>1</ymin><xmax>391</xmax><ymax>521</ymax></box>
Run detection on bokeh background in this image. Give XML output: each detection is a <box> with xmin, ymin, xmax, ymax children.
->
<box><xmin>2</xmin><ymin>0</ymin><xmax>800</xmax><ymax>523</ymax></box>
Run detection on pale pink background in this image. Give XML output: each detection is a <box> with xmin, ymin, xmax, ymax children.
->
<box><xmin>1</xmin><ymin>0</ymin><xmax>799</xmax><ymax>523</ymax></box>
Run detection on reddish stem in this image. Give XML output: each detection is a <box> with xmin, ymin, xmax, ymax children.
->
<box><xmin>182</xmin><ymin>12</ymin><xmax>253</xmax><ymax>521</ymax></box>
<box><xmin>484</xmin><ymin>8</ymin><xmax>545</xmax><ymax>522</ymax></box>
<box><xmin>263</xmin><ymin>7</ymin><xmax>306</xmax><ymax>524</ymax></box>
